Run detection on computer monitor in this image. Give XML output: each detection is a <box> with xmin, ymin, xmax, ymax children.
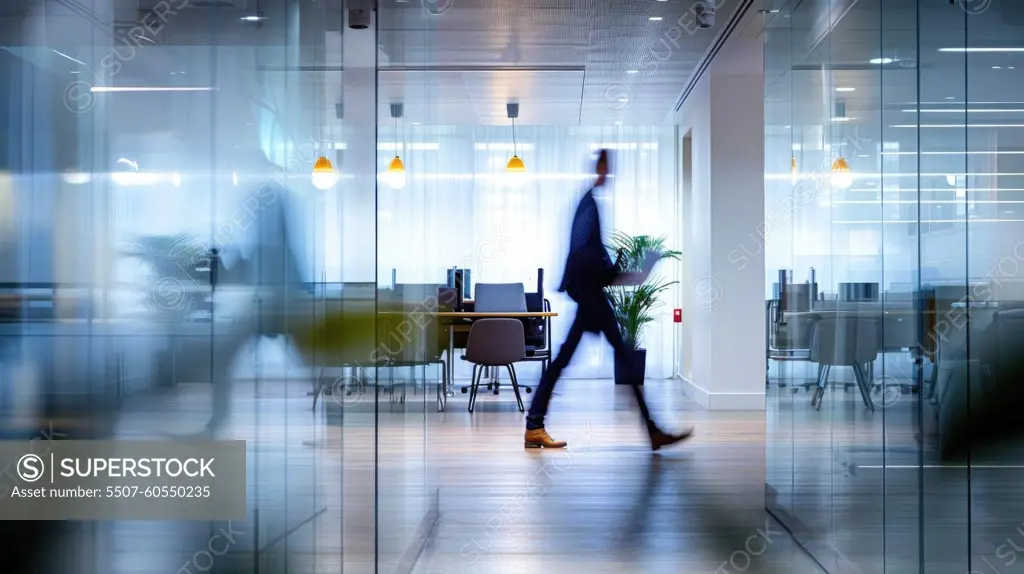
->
<box><xmin>446</xmin><ymin>268</ymin><xmax>471</xmax><ymax>299</ymax></box>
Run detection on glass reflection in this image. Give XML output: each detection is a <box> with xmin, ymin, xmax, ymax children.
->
<box><xmin>766</xmin><ymin>0</ymin><xmax>1024</xmax><ymax>571</ymax></box>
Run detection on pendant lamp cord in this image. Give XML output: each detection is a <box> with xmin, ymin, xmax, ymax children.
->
<box><xmin>512</xmin><ymin>117</ymin><xmax>517</xmax><ymax>156</ymax></box>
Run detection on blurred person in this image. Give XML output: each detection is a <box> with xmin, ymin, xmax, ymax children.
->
<box><xmin>524</xmin><ymin>149</ymin><xmax>692</xmax><ymax>451</ymax></box>
<box><xmin>201</xmin><ymin>147</ymin><xmax>309</xmax><ymax>435</ymax></box>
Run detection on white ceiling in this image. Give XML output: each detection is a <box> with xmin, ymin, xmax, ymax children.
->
<box><xmin>373</xmin><ymin>0</ymin><xmax>752</xmax><ymax>124</ymax></box>
<box><xmin>16</xmin><ymin>0</ymin><xmax>762</xmax><ymax>126</ymax></box>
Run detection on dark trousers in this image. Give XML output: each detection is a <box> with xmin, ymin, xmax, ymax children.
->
<box><xmin>526</xmin><ymin>294</ymin><xmax>653</xmax><ymax>429</ymax></box>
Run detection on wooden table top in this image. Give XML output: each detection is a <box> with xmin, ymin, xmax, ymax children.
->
<box><xmin>379</xmin><ymin>311</ymin><xmax>557</xmax><ymax>318</ymax></box>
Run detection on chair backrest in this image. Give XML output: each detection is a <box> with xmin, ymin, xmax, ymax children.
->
<box><xmin>465</xmin><ymin>318</ymin><xmax>526</xmax><ymax>365</ymax></box>
<box><xmin>809</xmin><ymin>316</ymin><xmax>879</xmax><ymax>366</ymax></box>
<box><xmin>474</xmin><ymin>283</ymin><xmax>527</xmax><ymax>313</ymax></box>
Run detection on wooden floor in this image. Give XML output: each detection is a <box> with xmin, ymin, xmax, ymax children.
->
<box><xmin>8</xmin><ymin>374</ymin><xmax>822</xmax><ymax>573</ymax></box>
<box><xmin>411</xmin><ymin>379</ymin><xmax>821</xmax><ymax>574</ymax></box>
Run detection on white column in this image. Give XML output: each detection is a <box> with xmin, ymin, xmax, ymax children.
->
<box><xmin>678</xmin><ymin>56</ymin><xmax>766</xmax><ymax>410</ymax></box>
<box><xmin>339</xmin><ymin>10</ymin><xmax>377</xmax><ymax>282</ymax></box>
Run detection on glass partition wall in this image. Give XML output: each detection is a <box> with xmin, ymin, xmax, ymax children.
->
<box><xmin>765</xmin><ymin>0</ymin><xmax>1024</xmax><ymax>571</ymax></box>
<box><xmin>0</xmin><ymin>0</ymin><xmax>443</xmax><ymax>571</ymax></box>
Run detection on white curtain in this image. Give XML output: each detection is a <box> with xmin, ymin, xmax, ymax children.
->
<box><xmin>375</xmin><ymin>125</ymin><xmax>679</xmax><ymax>380</ymax></box>
<box><xmin>108</xmin><ymin>124</ymin><xmax>680</xmax><ymax>380</ymax></box>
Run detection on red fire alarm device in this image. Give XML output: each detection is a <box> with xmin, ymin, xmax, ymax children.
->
<box><xmin>673</xmin><ymin>309</ymin><xmax>682</xmax><ymax>323</ymax></box>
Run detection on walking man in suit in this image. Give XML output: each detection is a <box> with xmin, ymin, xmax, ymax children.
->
<box><xmin>524</xmin><ymin>149</ymin><xmax>692</xmax><ymax>451</ymax></box>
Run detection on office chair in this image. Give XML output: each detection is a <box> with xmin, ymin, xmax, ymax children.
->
<box><xmin>460</xmin><ymin>319</ymin><xmax>527</xmax><ymax>412</ymax></box>
<box><xmin>381</xmin><ymin>284</ymin><xmax>446</xmax><ymax>404</ymax></box>
<box><xmin>464</xmin><ymin>283</ymin><xmax>532</xmax><ymax>396</ymax></box>
<box><xmin>809</xmin><ymin>316</ymin><xmax>880</xmax><ymax>411</ymax></box>
<box><xmin>519</xmin><ymin>269</ymin><xmax>550</xmax><ymax>378</ymax></box>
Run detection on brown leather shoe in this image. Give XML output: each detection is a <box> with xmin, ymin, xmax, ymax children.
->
<box><xmin>525</xmin><ymin>428</ymin><xmax>567</xmax><ymax>449</ymax></box>
<box><xmin>650</xmin><ymin>426</ymin><xmax>693</xmax><ymax>451</ymax></box>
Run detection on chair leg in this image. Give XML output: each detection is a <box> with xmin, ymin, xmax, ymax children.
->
<box><xmin>468</xmin><ymin>365</ymin><xmax>482</xmax><ymax>413</ymax></box>
<box><xmin>811</xmin><ymin>364</ymin><xmax>830</xmax><ymax>410</ymax></box>
<box><xmin>853</xmin><ymin>363</ymin><xmax>875</xmax><ymax>412</ymax></box>
<box><xmin>507</xmin><ymin>365</ymin><xmax>525</xmax><ymax>412</ymax></box>
<box><xmin>437</xmin><ymin>361</ymin><xmax>448</xmax><ymax>412</ymax></box>
<box><xmin>311</xmin><ymin>367</ymin><xmax>326</xmax><ymax>410</ymax></box>
<box><xmin>388</xmin><ymin>367</ymin><xmax>394</xmax><ymax>403</ymax></box>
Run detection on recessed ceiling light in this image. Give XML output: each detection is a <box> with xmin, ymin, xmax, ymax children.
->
<box><xmin>831</xmin><ymin>117</ymin><xmax>851</xmax><ymax>122</ymax></box>
<box><xmin>870</xmin><ymin>58</ymin><xmax>894</xmax><ymax>64</ymax></box>
<box><xmin>241</xmin><ymin>15</ymin><xmax>266</xmax><ymax>22</ymax></box>
<box><xmin>904</xmin><ymin>108</ymin><xmax>1024</xmax><ymax>113</ymax></box>
<box><xmin>836</xmin><ymin>87</ymin><xmax>855</xmax><ymax>92</ymax></box>
<box><xmin>993</xmin><ymin>66</ymin><xmax>1002</xmax><ymax>69</ymax></box>
<box><xmin>940</xmin><ymin>47</ymin><xmax>1024</xmax><ymax>53</ymax></box>
<box><xmin>649</xmin><ymin>16</ymin><xmax>663</xmax><ymax>21</ymax></box>
<box><xmin>618</xmin><ymin>98</ymin><xmax>628</xmax><ymax>103</ymax></box>
<box><xmin>52</xmin><ymin>49</ymin><xmax>87</xmax><ymax>67</ymax></box>
<box><xmin>627</xmin><ymin>70</ymin><xmax>638</xmax><ymax>74</ymax></box>
<box><xmin>90</xmin><ymin>86</ymin><xmax>217</xmax><ymax>92</ymax></box>
<box><xmin>946</xmin><ymin>96</ymin><xmax>956</xmax><ymax>100</ymax></box>
<box><xmin>891</xmin><ymin>123</ymin><xmax>1024</xmax><ymax>128</ymax></box>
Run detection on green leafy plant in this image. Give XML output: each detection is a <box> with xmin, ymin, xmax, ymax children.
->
<box><xmin>604</xmin><ymin>233</ymin><xmax>680</xmax><ymax>350</ymax></box>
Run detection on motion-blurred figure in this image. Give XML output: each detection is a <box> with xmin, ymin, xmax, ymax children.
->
<box><xmin>524</xmin><ymin>149</ymin><xmax>692</xmax><ymax>451</ymax></box>
<box><xmin>203</xmin><ymin>148</ymin><xmax>308</xmax><ymax>435</ymax></box>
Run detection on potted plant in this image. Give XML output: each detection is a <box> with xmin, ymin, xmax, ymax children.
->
<box><xmin>605</xmin><ymin>232</ymin><xmax>680</xmax><ymax>385</ymax></box>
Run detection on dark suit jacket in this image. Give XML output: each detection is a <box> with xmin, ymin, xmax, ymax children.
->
<box><xmin>557</xmin><ymin>189</ymin><xmax>622</xmax><ymax>327</ymax></box>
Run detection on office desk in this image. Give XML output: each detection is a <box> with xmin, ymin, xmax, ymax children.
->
<box><xmin>379</xmin><ymin>310</ymin><xmax>557</xmax><ymax>411</ymax></box>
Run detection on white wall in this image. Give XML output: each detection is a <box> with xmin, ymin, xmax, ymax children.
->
<box><xmin>675</xmin><ymin>36</ymin><xmax>766</xmax><ymax>410</ymax></box>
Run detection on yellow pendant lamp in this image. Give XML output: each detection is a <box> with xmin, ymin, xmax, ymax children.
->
<box><xmin>311</xmin><ymin>155</ymin><xmax>339</xmax><ymax>190</ymax></box>
<box><xmin>384</xmin><ymin>154</ymin><xmax>407</xmax><ymax>190</ymax></box>
<box><xmin>505</xmin><ymin>103</ymin><xmax>526</xmax><ymax>187</ymax></box>
<box><xmin>829</xmin><ymin>101</ymin><xmax>853</xmax><ymax>189</ymax></box>
<box><xmin>790</xmin><ymin>156</ymin><xmax>798</xmax><ymax>184</ymax></box>
<box><xmin>830</xmin><ymin>156</ymin><xmax>852</xmax><ymax>188</ymax></box>
<box><xmin>388</xmin><ymin>155</ymin><xmax>405</xmax><ymax>173</ymax></box>
<box><xmin>506</xmin><ymin>154</ymin><xmax>525</xmax><ymax>172</ymax></box>
<box><xmin>383</xmin><ymin>103</ymin><xmax>407</xmax><ymax>190</ymax></box>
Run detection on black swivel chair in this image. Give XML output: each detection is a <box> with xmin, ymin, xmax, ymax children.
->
<box><xmin>519</xmin><ymin>269</ymin><xmax>551</xmax><ymax>377</ymax></box>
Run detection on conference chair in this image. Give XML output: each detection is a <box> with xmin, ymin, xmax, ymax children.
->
<box><xmin>461</xmin><ymin>319</ymin><xmax>527</xmax><ymax>413</ymax></box>
<box><xmin>380</xmin><ymin>284</ymin><xmax>446</xmax><ymax>404</ymax></box>
<box><xmin>809</xmin><ymin>316</ymin><xmax>880</xmax><ymax>412</ymax></box>
<box><xmin>519</xmin><ymin>269</ymin><xmax>551</xmax><ymax>376</ymax></box>
<box><xmin>466</xmin><ymin>282</ymin><xmax>533</xmax><ymax>395</ymax></box>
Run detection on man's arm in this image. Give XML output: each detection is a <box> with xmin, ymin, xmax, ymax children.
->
<box><xmin>580</xmin><ymin>202</ymin><xmax>621</xmax><ymax>287</ymax></box>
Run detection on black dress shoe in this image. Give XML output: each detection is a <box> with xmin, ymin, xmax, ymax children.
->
<box><xmin>649</xmin><ymin>426</ymin><xmax>693</xmax><ymax>451</ymax></box>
